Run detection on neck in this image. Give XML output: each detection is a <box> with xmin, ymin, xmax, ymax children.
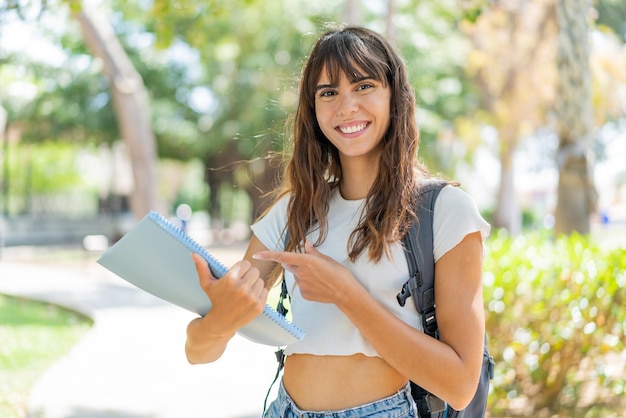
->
<box><xmin>338</xmin><ymin>155</ymin><xmax>379</xmax><ymax>200</ymax></box>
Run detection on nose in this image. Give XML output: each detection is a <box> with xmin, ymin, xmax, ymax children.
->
<box><xmin>337</xmin><ymin>93</ymin><xmax>358</xmax><ymax>117</ymax></box>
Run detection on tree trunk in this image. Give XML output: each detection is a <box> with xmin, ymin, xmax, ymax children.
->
<box><xmin>74</xmin><ymin>4</ymin><xmax>163</xmax><ymax>220</ymax></box>
<box><xmin>553</xmin><ymin>0</ymin><xmax>597</xmax><ymax>235</ymax></box>
<box><xmin>385</xmin><ymin>0</ymin><xmax>396</xmax><ymax>45</ymax></box>
<box><xmin>203</xmin><ymin>143</ymin><xmax>239</xmax><ymax>242</ymax></box>
<box><xmin>493</xmin><ymin>134</ymin><xmax>521</xmax><ymax>234</ymax></box>
<box><xmin>465</xmin><ymin>1</ymin><xmax>556</xmax><ymax>236</ymax></box>
<box><xmin>342</xmin><ymin>0</ymin><xmax>361</xmax><ymax>24</ymax></box>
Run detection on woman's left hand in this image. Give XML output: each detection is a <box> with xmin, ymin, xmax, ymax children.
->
<box><xmin>253</xmin><ymin>241</ymin><xmax>357</xmax><ymax>304</ymax></box>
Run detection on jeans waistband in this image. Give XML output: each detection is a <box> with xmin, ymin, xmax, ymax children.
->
<box><xmin>275</xmin><ymin>380</ymin><xmax>415</xmax><ymax>417</ymax></box>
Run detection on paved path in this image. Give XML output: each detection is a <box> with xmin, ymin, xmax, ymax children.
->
<box><xmin>0</xmin><ymin>246</ymin><xmax>280</xmax><ymax>418</ymax></box>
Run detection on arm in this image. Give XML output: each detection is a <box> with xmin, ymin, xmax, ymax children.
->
<box><xmin>349</xmin><ymin>232</ymin><xmax>485</xmax><ymax>409</ymax></box>
<box><xmin>254</xmin><ymin>232</ymin><xmax>485</xmax><ymax>410</ymax></box>
<box><xmin>185</xmin><ymin>235</ymin><xmax>277</xmax><ymax>364</ymax></box>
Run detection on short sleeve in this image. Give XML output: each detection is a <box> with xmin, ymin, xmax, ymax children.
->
<box><xmin>433</xmin><ymin>185</ymin><xmax>491</xmax><ymax>262</ymax></box>
<box><xmin>250</xmin><ymin>195</ymin><xmax>291</xmax><ymax>251</ymax></box>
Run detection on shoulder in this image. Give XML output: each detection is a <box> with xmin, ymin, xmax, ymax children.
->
<box><xmin>257</xmin><ymin>193</ymin><xmax>291</xmax><ymax>220</ymax></box>
<box><xmin>433</xmin><ymin>185</ymin><xmax>490</xmax><ymax>261</ymax></box>
<box><xmin>250</xmin><ymin>194</ymin><xmax>291</xmax><ymax>250</ymax></box>
<box><xmin>437</xmin><ymin>184</ymin><xmax>477</xmax><ymax>211</ymax></box>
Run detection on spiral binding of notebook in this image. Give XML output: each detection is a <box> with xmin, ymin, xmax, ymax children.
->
<box><xmin>147</xmin><ymin>211</ymin><xmax>229</xmax><ymax>278</ymax></box>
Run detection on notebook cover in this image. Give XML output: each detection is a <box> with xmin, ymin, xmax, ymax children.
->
<box><xmin>97</xmin><ymin>211</ymin><xmax>304</xmax><ymax>346</ymax></box>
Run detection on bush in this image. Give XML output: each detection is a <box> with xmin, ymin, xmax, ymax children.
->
<box><xmin>484</xmin><ymin>230</ymin><xmax>626</xmax><ymax>416</ymax></box>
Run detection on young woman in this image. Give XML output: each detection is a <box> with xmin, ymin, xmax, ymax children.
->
<box><xmin>185</xmin><ymin>26</ymin><xmax>490</xmax><ymax>417</ymax></box>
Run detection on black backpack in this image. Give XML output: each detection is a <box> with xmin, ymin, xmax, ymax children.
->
<box><xmin>266</xmin><ymin>181</ymin><xmax>495</xmax><ymax>417</ymax></box>
<box><xmin>396</xmin><ymin>180</ymin><xmax>494</xmax><ymax>418</ymax></box>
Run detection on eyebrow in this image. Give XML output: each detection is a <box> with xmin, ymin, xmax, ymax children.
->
<box><xmin>314</xmin><ymin>75</ymin><xmax>375</xmax><ymax>92</ymax></box>
<box><xmin>315</xmin><ymin>83</ymin><xmax>334</xmax><ymax>92</ymax></box>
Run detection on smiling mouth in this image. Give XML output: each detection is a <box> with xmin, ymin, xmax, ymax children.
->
<box><xmin>339</xmin><ymin>123</ymin><xmax>368</xmax><ymax>134</ymax></box>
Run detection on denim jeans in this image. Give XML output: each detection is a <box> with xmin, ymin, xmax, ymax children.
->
<box><xmin>263</xmin><ymin>380</ymin><xmax>417</xmax><ymax>418</ymax></box>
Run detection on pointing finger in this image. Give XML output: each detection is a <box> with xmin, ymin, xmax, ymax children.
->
<box><xmin>252</xmin><ymin>250</ymin><xmax>287</xmax><ymax>264</ymax></box>
<box><xmin>304</xmin><ymin>240</ymin><xmax>319</xmax><ymax>255</ymax></box>
<box><xmin>253</xmin><ymin>250</ymin><xmax>305</xmax><ymax>272</ymax></box>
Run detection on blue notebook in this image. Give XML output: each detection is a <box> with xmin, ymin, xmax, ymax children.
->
<box><xmin>97</xmin><ymin>211</ymin><xmax>305</xmax><ymax>347</ymax></box>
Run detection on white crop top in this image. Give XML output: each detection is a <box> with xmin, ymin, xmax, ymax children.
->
<box><xmin>250</xmin><ymin>185</ymin><xmax>490</xmax><ymax>357</ymax></box>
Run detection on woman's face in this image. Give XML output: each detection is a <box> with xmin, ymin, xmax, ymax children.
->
<box><xmin>314</xmin><ymin>65</ymin><xmax>391</xmax><ymax>164</ymax></box>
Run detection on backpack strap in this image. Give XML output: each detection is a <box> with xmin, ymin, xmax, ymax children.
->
<box><xmin>397</xmin><ymin>179</ymin><xmax>448</xmax><ymax>418</ymax></box>
<box><xmin>396</xmin><ymin>179</ymin><xmax>448</xmax><ymax>338</ymax></box>
<box><xmin>263</xmin><ymin>231</ymin><xmax>291</xmax><ymax>414</ymax></box>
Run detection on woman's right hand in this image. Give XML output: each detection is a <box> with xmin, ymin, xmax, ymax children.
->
<box><xmin>194</xmin><ymin>253</ymin><xmax>269</xmax><ymax>331</ymax></box>
<box><xmin>185</xmin><ymin>253</ymin><xmax>269</xmax><ymax>364</ymax></box>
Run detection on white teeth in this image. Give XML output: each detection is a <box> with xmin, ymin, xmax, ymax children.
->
<box><xmin>340</xmin><ymin>123</ymin><xmax>367</xmax><ymax>134</ymax></box>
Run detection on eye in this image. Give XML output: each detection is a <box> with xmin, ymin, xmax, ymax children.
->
<box><xmin>319</xmin><ymin>90</ymin><xmax>336</xmax><ymax>98</ymax></box>
<box><xmin>356</xmin><ymin>82</ymin><xmax>375</xmax><ymax>92</ymax></box>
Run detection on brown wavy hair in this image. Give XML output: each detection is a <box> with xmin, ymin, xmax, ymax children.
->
<box><xmin>270</xmin><ymin>25</ymin><xmax>430</xmax><ymax>270</ymax></box>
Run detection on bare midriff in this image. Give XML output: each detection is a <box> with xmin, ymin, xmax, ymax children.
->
<box><xmin>282</xmin><ymin>353</ymin><xmax>408</xmax><ymax>411</ymax></box>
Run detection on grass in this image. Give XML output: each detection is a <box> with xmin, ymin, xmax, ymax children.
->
<box><xmin>0</xmin><ymin>294</ymin><xmax>93</xmax><ymax>418</ymax></box>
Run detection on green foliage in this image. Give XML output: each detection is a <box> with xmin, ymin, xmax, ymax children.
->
<box><xmin>4</xmin><ymin>0</ymin><xmax>622</xmax><ymax>225</ymax></box>
<box><xmin>2</xmin><ymin>0</ymin><xmax>501</xmax><ymax>219</ymax></box>
<box><xmin>0</xmin><ymin>295</ymin><xmax>92</xmax><ymax>418</ymax></box>
<box><xmin>0</xmin><ymin>21</ymin><xmax>120</xmax><ymax>145</ymax></box>
<box><xmin>484</xmin><ymin>230</ymin><xmax>626</xmax><ymax>416</ymax></box>
<box><xmin>2</xmin><ymin>141</ymin><xmax>96</xmax><ymax>216</ymax></box>
<box><xmin>393</xmin><ymin>0</ymin><xmax>477</xmax><ymax>174</ymax></box>
<box><xmin>595</xmin><ymin>0</ymin><xmax>626</xmax><ymax>39</ymax></box>
<box><xmin>6</xmin><ymin>141</ymin><xmax>83</xmax><ymax>191</ymax></box>
<box><xmin>24</xmin><ymin>66</ymin><xmax>118</xmax><ymax>145</ymax></box>
<box><xmin>170</xmin><ymin>158</ymin><xmax>209</xmax><ymax>212</ymax></box>
<box><xmin>1</xmin><ymin>5</ymin><xmax>213</xmax><ymax>155</ymax></box>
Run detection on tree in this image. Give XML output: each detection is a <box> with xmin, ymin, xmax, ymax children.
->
<box><xmin>461</xmin><ymin>0</ymin><xmax>558</xmax><ymax>234</ymax></box>
<box><xmin>553</xmin><ymin>0</ymin><xmax>597</xmax><ymax>235</ymax></box>
<box><xmin>342</xmin><ymin>0</ymin><xmax>362</xmax><ymax>25</ymax></box>
<box><xmin>73</xmin><ymin>3</ymin><xmax>164</xmax><ymax>219</ymax></box>
<box><xmin>0</xmin><ymin>1</ymin><xmax>165</xmax><ymax>220</ymax></box>
<box><xmin>12</xmin><ymin>0</ymin><xmax>589</xmax><ymax>230</ymax></box>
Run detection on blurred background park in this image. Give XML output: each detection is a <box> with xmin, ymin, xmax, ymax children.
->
<box><xmin>0</xmin><ymin>0</ymin><xmax>625</xmax><ymax>417</ymax></box>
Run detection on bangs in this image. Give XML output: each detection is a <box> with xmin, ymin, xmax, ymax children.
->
<box><xmin>311</xmin><ymin>31</ymin><xmax>390</xmax><ymax>90</ymax></box>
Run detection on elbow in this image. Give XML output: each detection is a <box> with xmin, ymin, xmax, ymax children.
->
<box><xmin>184</xmin><ymin>317</ymin><xmax>231</xmax><ymax>365</ymax></box>
<box><xmin>185</xmin><ymin>349</ymin><xmax>219</xmax><ymax>365</ymax></box>
<box><xmin>185</xmin><ymin>350</ymin><xmax>205</xmax><ymax>365</ymax></box>
<box><xmin>444</xmin><ymin>375</ymin><xmax>481</xmax><ymax>411</ymax></box>
<box><xmin>419</xmin><ymin>379</ymin><xmax>478</xmax><ymax>412</ymax></box>
<box><xmin>186</xmin><ymin>356</ymin><xmax>201</xmax><ymax>365</ymax></box>
<box><xmin>185</xmin><ymin>346</ymin><xmax>205</xmax><ymax>365</ymax></box>
<box><xmin>186</xmin><ymin>357</ymin><xmax>211</xmax><ymax>365</ymax></box>
<box><xmin>447</xmin><ymin>396</ymin><xmax>472</xmax><ymax>412</ymax></box>
<box><xmin>185</xmin><ymin>340</ymin><xmax>226</xmax><ymax>365</ymax></box>
<box><xmin>185</xmin><ymin>350</ymin><xmax>220</xmax><ymax>365</ymax></box>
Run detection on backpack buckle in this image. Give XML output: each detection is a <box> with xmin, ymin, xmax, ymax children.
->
<box><xmin>424</xmin><ymin>393</ymin><xmax>446</xmax><ymax>413</ymax></box>
<box><xmin>397</xmin><ymin>273</ymin><xmax>421</xmax><ymax>307</ymax></box>
<box><xmin>396</xmin><ymin>281</ymin><xmax>411</xmax><ymax>307</ymax></box>
<box><xmin>422</xmin><ymin>306</ymin><xmax>438</xmax><ymax>337</ymax></box>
